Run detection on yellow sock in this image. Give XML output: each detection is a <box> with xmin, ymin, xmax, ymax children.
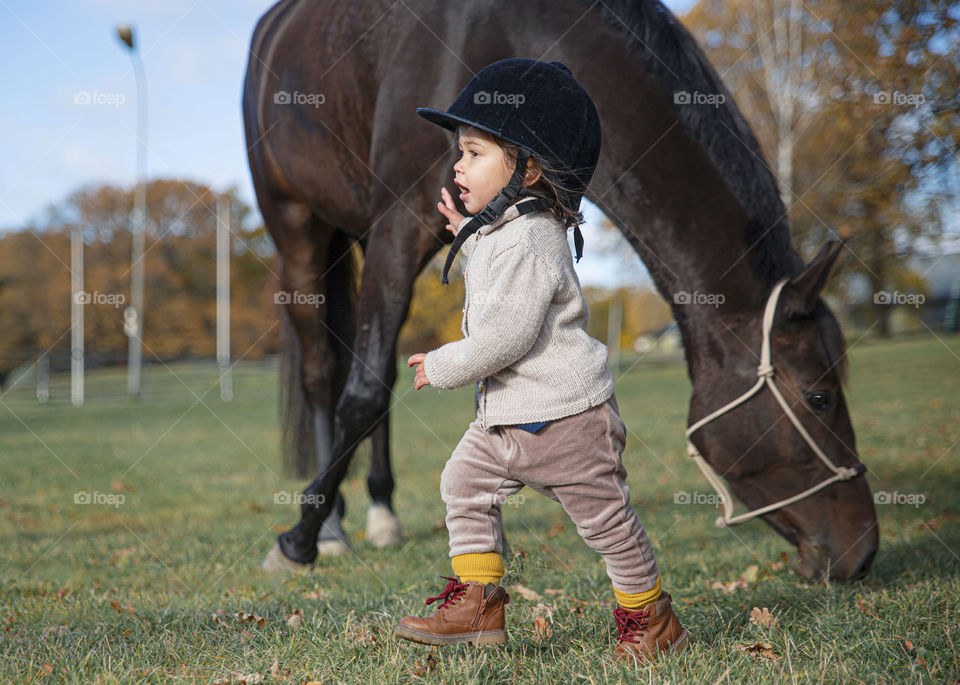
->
<box><xmin>451</xmin><ymin>552</ymin><xmax>504</xmax><ymax>585</ymax></box>
<box><xmin>614</xmin><ymin>575</ymin><xmax>662</xmax><ymax>609</ymax></box>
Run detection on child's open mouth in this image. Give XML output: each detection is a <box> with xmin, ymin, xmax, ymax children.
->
<box><xmin>455</xmin><ymin>181</ymin><xmax>470</xmax><ymax>201</ymax></box>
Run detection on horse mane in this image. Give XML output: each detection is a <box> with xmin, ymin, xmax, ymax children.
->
<box><xmin>593</xmin><ymin>0</ymin><xmax>806</xmax><ymax>286</ymax></box>
<box><xmin>593</xmin><ymin>0</ymin><xmax>848</xmax><ymax>384</ymax></box>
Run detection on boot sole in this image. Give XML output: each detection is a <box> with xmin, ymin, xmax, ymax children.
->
<box><xmin>670</xmin><ymin>629</ymin><xmax>691</xmax><ymax>654</ymax></box>
<box><xmin>394</xmin><ymin>624</ymin><xmax>507</xmax><ymax>646</ymax></box>
<box><xmin>612</xmin><ymin>628</ymin><xmax>692</xmax><ymax>665</ymax></box>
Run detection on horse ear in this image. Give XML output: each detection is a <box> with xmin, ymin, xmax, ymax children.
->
<box><xmin>781</xmin><ymin>241</ymin><xmax>843</xmax><ymax>316</ymax></box>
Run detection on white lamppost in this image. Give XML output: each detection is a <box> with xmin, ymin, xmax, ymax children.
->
<box><xmin>116</xmin><ymin>24</ymin><xmax>148</xmax><ymax>397</ymax></box>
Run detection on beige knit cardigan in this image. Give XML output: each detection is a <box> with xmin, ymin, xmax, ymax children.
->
<box><xmin>423</xmin><ymin>197</ymin><xmax>614</xmax><ymax>429</ymax></box>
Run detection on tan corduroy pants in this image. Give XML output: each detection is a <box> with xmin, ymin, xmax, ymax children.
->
<box><xmin>440</xmin><ymin>392</ymin><xmax>660</xmax><ymax>593</ymax></box>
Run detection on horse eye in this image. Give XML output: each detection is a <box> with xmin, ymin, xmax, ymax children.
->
<box><xmin>804</xmin><ymin>390</ymin><xmax>832</xmax><ymax>411</ymax></box>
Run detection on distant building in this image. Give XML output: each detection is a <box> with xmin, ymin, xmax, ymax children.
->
<box><xmin>910</xmin><ymin>252</ymin><xmax>960</xmax><ymax>333</ymax></box>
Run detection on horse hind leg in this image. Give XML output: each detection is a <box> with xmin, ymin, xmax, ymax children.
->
<box><xmin>275</xmin><ymin>298</ymin><xmax>350</xmax><ymax>560</ymax></box>
<box><xmin>313</xmin><ymin>227</ymin><xmax>362</xmax><ymax>557</ymax></box>
<box><xmin>261</xmin><ymin>200</ymin><xmax>352</xmax><ymax>569</ymax></box>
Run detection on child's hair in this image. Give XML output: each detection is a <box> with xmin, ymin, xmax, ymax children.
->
<box><xmin>457</xmin><ymin>128</ymin><xmax>586</xmax><ymax>230</ymax></box>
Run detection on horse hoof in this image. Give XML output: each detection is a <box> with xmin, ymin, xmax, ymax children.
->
<box><xmin>366</xmin><ymin>503</ymin><xmax>403</xmax><ymax>548</ymax></box>
<box><xmin>317</xmin><ymin>539</ymin><xmax>351</xmax><ymax>556</ymax></box>
<box><xmin>261</xmin><ymin>542</ymin><xmax>311</xmax><ymax>572</ymax></box>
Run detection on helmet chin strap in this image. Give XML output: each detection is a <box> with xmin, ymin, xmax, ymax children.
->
<box><xmin>440</xmin><ymin>148</ymin><xmax>532</xmax><ymax>285</ymax></box>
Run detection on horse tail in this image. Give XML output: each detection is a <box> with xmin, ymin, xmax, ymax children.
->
<box><xmin>279</xmin><ymin>301</ymin><xmax>313</xmax><ymax>478</ymax></box>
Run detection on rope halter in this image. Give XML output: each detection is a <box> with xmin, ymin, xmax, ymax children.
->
<box><xmin>685</xmin><ymin>277</ymin><xmax>866</xmax><ymax>527</ymax></box>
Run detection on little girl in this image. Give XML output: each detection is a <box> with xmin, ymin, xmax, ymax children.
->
<box><xmin>397</xmin><ymin>58</ymin><xmax>689</xmax><ymax>665</ymax></box>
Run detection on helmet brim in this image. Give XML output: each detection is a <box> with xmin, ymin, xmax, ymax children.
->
<box><xmin>416</xmin><ymin>107</ymin><xmax>529</xmax><ymax>152</ymax></box>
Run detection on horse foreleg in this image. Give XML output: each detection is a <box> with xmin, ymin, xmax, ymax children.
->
<box><xmin>365</xmin><ymin>412</ymin><xmax>402</xmax><ymax>547</ymax></box>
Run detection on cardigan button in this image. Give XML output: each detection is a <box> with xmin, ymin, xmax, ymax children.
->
<box><xmin>478</xmin><ymin>380</ymin><xmax>485</xmax><ymax>393</ymax></box>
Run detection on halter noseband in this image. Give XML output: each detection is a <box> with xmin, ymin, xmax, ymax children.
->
<box><xmin>685</xmin><ymin>277</ymin><xmax>867</xmax><ymax>527</ymax></box>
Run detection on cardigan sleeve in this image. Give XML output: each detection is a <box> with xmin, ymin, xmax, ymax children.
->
<box><xmin>422</xmin><ymin>243</ymin><xmax>559</xmax><ymax>390</ymax></box>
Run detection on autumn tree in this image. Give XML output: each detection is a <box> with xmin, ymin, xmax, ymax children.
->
<box><xmin>683</xmin><ymin>0</ymin><xmax>960</xmax><ymax>334</ymax></box>
<box><xmin>0</xmin><ymin>179</ymin><xmax>280</xmax><ymax>383</ymax></box>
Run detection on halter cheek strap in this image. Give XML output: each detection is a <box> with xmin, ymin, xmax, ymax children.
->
<box><xmin>685</xmin><ymin>277</ymin><xmax>866</xmax><ymax>527</ymax></box>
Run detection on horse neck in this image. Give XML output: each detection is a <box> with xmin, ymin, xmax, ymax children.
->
<box><xmin>584</xmin><ymin>95</ymin><xmax>795</xmax><ymax>380</ymax></box>
<box><xmin>597</xmin><ymin>182</ymin><xmax>780</xmax><ymax>383</ymax></box>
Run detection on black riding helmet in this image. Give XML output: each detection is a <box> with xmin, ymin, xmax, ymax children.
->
<box><xmin>416</xmin><ymin>58</ymin><xmax>602</xmax><ymax>284</ymax></box>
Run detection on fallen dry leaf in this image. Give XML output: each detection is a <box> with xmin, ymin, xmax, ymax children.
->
<box><xmin>737</xmin><ymin>642</ymin><xmax>781</xmax><ymax>660</ymax></box>
<box><xmin>212</xmin><ymin>673</ymin><xmax>264</xmax><ymax>684</ymax></box>
<box><xmin>406</xmin><ymin>653</ymin><xmax>437</xmax><ymax>678</ymax></box>
<box><xmin>286</xmin><ymin>609</ymin><xmax>304</xmax><ymax>629</ymax></box>
<box><xmin>510</xmin><ymin>584</ymin><xmax>542</xmax><ymax>601</ymax></box>
<box><xmin>711</xmin><ymin>579</ymin><xmax>746</xmax><ymax>594</ymax></box>
<box><xmin>110</xmin><ymin>480</ymin><xmax>136</xmax><ymax>492</ymax></box>
<box><xmin>531</xmin><ymin>602</ymin><xmax>556</xmax><ymax>620</ymax></box>
<box><xmin>269</xmin><ymin>660</ymin><xmax>289</xmax><ymax>679</ymax></box>
<box><xmin>767</xmin><ymin>553</ymin><xmax>789</xmax><ymax>572</ymax></box>
<box><xmin>856</xmin><ymin>598</ymin><xmax>876</xmax><ymax>617</ymax></box>
<box><xmin>680</xmin><ymin>595</ymin><xmax>707</xmax><ymax>605</ymax></box>
<box><xmin>544</xmin><ymin>588</ymin><xmax>564</xmax><ymax>595</ymax></box>
<box><xmin>302</xmin><ymin>589</ymin><xmax>327</xmax><ymax>600</ymax></box>
<box><xmin>749</xmin><ymin>607</ymin><xmax>778</xmax><ymax>629</ymax></box>
<box><xmin>108</xmin><ymin>546</ymin><xmax>138</xmax><ymax>565</ymax></box>
<box><xmin>711</xmin><ymin>564</ymin><xmax>761</xmax><ymax>594</ymax></box>
<box><xmin>344</xmin><ymin>609</ymin><xmax>378</xmax><ymax>644</ymax></box>
<box><xmin>110</xmin><ymin>600</ymin><xmax>135</xmax><ymax>614</ymax></box>
<box><xmin>234</xmin><ymin>612</ymin><xmax>267</xmax><ymax>627</ymax></box>
<box><xmin>533</xmin><ymin>616</ymin><xmax>553</xmax><ymax>641</ymax></box>
<box><xmin>42</xmin><ymin>625</ymin><xmax>69</xmax><ymax>637</ymax></box>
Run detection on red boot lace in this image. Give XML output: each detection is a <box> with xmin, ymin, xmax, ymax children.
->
<box><xmin>425</xmin><ymin>576</ymin><xmax>470</xmax><ymax>609</ymax></box>
<box><xmin>613</xmin><ymin>606</ymin><xmax>650</xmax><ymax>643</ymax></box>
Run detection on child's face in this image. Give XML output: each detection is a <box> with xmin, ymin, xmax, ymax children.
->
<box><xmin>453</xmin><ymin>126</ymin><xmax>515</xmax><ymax>215</ymax></box>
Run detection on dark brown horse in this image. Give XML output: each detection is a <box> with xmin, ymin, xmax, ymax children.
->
<box><xmin>243</xmin><ymin>0</ymin><xmax>878</xmax><ymax>579</ymax></box>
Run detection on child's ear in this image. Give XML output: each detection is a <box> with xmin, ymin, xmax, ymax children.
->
<box><xmin>523</xmin><ymin>161</ymin><xmax>542</xmax><ymax>187</ymax></box>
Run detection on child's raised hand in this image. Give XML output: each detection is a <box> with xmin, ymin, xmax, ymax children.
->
<box><xmin>437</xmin><ymin>187</ymin><xmax>465</xmax><ymax>236</ymax></box>
<box><xmin>407</xmin><ymin>352</ymin><xmax>431</xmax><ymax>390</ymax></box>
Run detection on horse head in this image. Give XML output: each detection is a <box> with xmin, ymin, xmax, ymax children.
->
<box><xmin>687</xmin><ymin>242</ymin><xmax>878</xmax><ymax>580</ymax></box>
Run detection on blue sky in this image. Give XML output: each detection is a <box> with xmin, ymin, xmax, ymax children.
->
<box><xmin>0</xmin><ymin>0</ymin><xmax>689</xmax><ymax>289</ymax></box>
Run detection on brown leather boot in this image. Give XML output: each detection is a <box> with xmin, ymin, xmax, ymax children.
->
<box><xmin>611</xmin><ymin>591</ymin><xmax>690</xmax><ymax>664</ymax></box>
<box><xmin>394</xmin><ymin>576</ymin><xmax>509</xmax><ymax>646</ymax></box>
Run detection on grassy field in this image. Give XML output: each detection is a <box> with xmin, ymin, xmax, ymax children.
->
<box><xmin>1</xmin><ymin>335</ymin><xmax>958</xmax><ymax>683</ymax></box>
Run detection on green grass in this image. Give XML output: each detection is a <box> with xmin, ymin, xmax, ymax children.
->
<box><xmin>1</xmin><ymin>336</ymin><xmax>958</xmax><ymax>683</ymax></box>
